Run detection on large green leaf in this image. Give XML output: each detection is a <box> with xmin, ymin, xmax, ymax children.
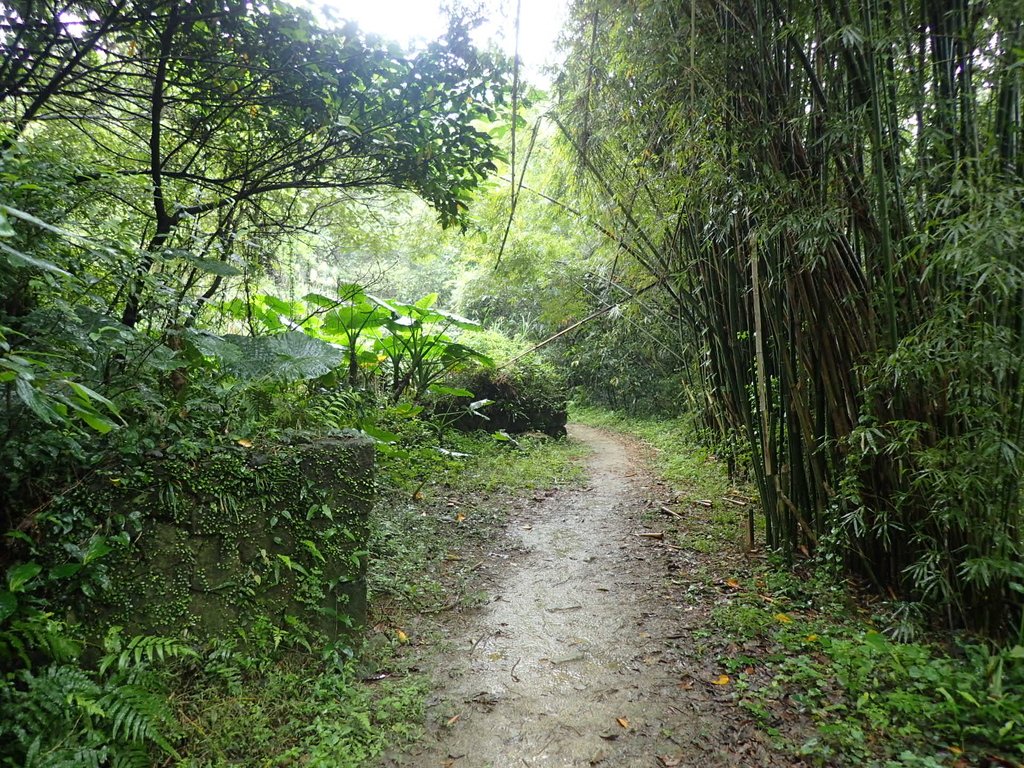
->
<box><xmin>7</xmin><ymin>562</ymin><xmax>42</xmax><ymax>593</ymax></box>
<box><xmin>0</xmin><ymin>241</ymin><xmax>72</xmax><ymax>277</ymax></box>
<box><xmin>188</xmin><ymin>257</ymin><xmax>243</xmax><ymax>277</ymax></box>
<box><xmin>219</xmin><ymin>332</ymin><xmax>345</xmax><ymax>381</ymax></box>
<box><xmin>440</xmin><ymin>343</ymin><xmax>494</xmax><ymax>367</ymax></box>
<box><xmin>431</xmin><ymin>307</ymin><xmax>483</xmax><ymax>331</ymax></box>
<box><xmin>321</xmin><ymin>305</ymin><xmax>390</xmax><ymax>340</ymax></box>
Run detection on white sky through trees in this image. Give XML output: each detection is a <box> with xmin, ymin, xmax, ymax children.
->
<box><xmin>320</xmin><ymin>0</ymin><xmax>567</xmax><ymax>85</ymax></box>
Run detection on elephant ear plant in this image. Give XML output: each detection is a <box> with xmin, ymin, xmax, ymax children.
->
<box><xmin>369</xmin><ymin>293</ymin><xmax>494</xmax><ymax>403</ymax></box>
<box><xmin>196</xmin><ymin>285</ymin><xmax>495</xmax><ymax>417</ymax></box>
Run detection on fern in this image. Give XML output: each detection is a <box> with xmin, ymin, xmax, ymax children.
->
<box><xmin>298</xmin><ymin>388</ymin><xmax>363</xmax><ymax>433</ymax></box>
<box><xmin>100</xmin><ymin>629</ymin><xmax>198</xmax><ymax>674</ymax></box>
<box><xmin>0</xmin><ymin>612</ymin><xmax>80</xmax><ymax>670</ymax></box>
<box><xmin>35</xmin><ymin>746</ymin><xmax>107</xmax><ymax>768</ymax></box>
<box><xmin>108</xmin><ymin>744</ymin><xmax>152</xmax><ymax>768</ymax></box>
<box><xmin>3</xmin><ymin>664</ymin><xmax>103</xmax><ymax>766</ymax></box>
<box><xmin>98</xmin><ymin>682</ymin><xmax>178</xmax><ymax>756</ymax></box>
<box><xmin>1</xmin><ymin>629</ymin><xmax>189</xmax><ymax>768</ymax></box>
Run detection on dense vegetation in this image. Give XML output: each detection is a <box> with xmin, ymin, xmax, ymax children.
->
<box><xmin>1</xmin><ymin>0</ymin><xmax>1022</xmax><ymax>764</ymax></box>
<box><xmin>555</xmin><ymin>0</ymin><xmax>1024</xmax><ymax>636</ymax></box>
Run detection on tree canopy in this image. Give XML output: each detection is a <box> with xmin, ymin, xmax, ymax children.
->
<box><xmin>1</xmin><ymin>0</ymin><xmax>510</xmax><ymax>329</ymax></box>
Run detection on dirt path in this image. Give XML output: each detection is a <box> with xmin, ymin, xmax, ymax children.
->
<box><xmin>384</xmin><ymin>425</ymin><xmax>788</xmax><ymax>768</ymax></box>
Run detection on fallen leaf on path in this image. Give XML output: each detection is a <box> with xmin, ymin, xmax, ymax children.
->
<box><xmin>724</xmin><ymin>577</ymin><xmax>741</xmax><ymax>589</ymax></box>
<box><xmin>773</xmin><ymin>612</ymin><xmax>792</xmax><ymax>623</ymax></box>
<box><xmin>236</xmin><ymin>438</ymin><xmax>253</xmax><ymax>447</ymax></box>
<box><xmin>445</xmin><ymin>714</ymin><xmax>461</xmax><ymax>727</ymax></box>
<box><xmin>550</xmin><ymin>653</ymin><xmax>585</xmax><ymax>665</ymax></box>
<box><xmin>658</xmin><ymin>757</ymin><xmax>682</xmax><ymax>767</ymax></box>
<box><xmin>616</xmin><ymin>717</ymin><xmax>630</xmax><ymax>728</ymax></box>
<box><xmin>711</xmin><ymin>674</ymin><xmax>731</xmax><ymax>685</ymax></box>
<box><xmin>636</xmin><ymin>531</ymin><xmax>664</xmax><ymax>539</ymax></box>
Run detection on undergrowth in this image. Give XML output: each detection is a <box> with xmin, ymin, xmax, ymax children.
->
<box><xmin>0</xmin><ymin>424</ymin><xmax>586</xmax><ymax>768</ymax></box>
<box><xmin>172</xmin><ymin>643</ymin><xmax>428</xmax><ymax>768</ymax></box>
<box><xmin>571</xmin><ymin>405</ymin><xmax>1024</xmax><ymax>768</ymax></box>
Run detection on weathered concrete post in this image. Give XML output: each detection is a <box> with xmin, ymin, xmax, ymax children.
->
<box><xmin>97</xmin><ymin>434</ymin><xmax>375</xmax><ymax>641</ymax></box>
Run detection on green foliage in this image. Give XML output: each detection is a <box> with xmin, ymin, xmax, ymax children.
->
<box><xmin>0</xmin><ymin>0</ymin><xmax>513</xmax><ymax>535</ymax></box>
<box><xmin>172</xmin><ymin>643</ymin><xmax>427</xmax><ymax>768</ymax></box>
<box><xmin>0</xmin><ymin>612</ymin><xmax>189</xmax><ymax>768</ymax></box>
<box><xmin>839</xmin><ymin>181</ymin><xmax>1024</xmax><ymax>633</ymax></box>
<box><xmin>197</xmin><ymin>285</ymin><xmax>493</xmax><ymax>405</ymax></box>
<box><xmin>713</xmin><ymin>581</ymin><xmax>1024</xmax><ymax>766</ymax></box>
<box><xmin>560</xmin><ymin>283</ymin><xmax>694</xmax><ymax>416</ymax></box>
<box><xmin>368</xmin><ymin>294</ymin><xmax>493</xmax><ymax>402</ymax></box>
<box><xmin>195</xmin><ymin>331</ymin><xmax>346</xmax><ymax>383</ymax></box>
<box><xmin>1</xmin><ymin>0</ymin><xmax>511</xmax><ymax>326</ymax></box>
<box><xmin>557</xmin><ymin>0</ymin><xmax>1024</xmax><ymax>635</ymax></box>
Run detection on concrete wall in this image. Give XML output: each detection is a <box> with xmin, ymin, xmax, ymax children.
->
<box><xmin>97</xmin><ymin>435</ymin><xmax>374</xmax><ymax>641</ymax></box>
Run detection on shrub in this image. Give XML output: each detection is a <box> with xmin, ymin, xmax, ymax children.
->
<box><xmin>430</xmin><ymin>330</ymin><xmax>568</xmax><ymax>437</ymax></box>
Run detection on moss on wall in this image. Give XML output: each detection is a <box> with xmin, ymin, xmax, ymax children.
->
<box><xmin>92</xmin><ymin>435</ymin><xmax>374</xmax><ymax>641</ymax></box>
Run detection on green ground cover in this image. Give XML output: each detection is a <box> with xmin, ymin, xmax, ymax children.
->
<box><xmin>572</xmin><ymin>406</ymin><xmax>1024</xmax><ymax>768</ymax></box>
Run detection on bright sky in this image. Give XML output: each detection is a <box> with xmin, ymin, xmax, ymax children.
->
<box><xmin>318</xmin><ymin>0</ymin><xmax>569</xmax><ymax>85</ymax></box>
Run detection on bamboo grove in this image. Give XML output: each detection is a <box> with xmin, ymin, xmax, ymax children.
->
<box><xmin>556</xmin><ymin>0</ymin><xmax>1024</xmax><ymax>634</ymax></box>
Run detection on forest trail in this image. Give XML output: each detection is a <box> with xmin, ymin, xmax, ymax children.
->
<box><xmin>384</xmin><ymin>425</ymin><xmax>790</xmax><ymax>768</ymax></box>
